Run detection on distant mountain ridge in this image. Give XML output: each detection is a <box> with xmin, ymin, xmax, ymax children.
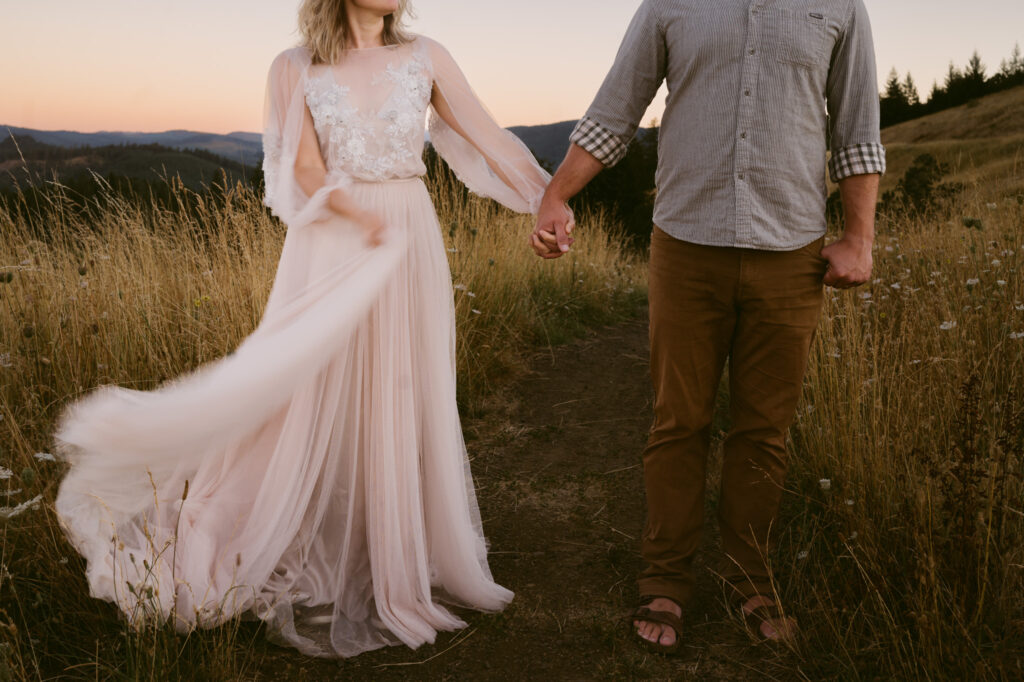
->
<box><xmin>2</xmin><ymin>121</ymin><xmax>658</xmax><ymax>171</ymax></box>
<box><xmin>1</xmin><ymin>125</ymin><xmax>263</xmax><ymax>168</ymax></box>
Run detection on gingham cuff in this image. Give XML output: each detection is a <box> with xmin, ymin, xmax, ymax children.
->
<box><xmin>828</xmin><ymin>142</ymin><xmax>887</xmax><ymax>183</ymax></box>
<box><xmin>569</xmin><ymin>116</ymin><xmax>630</xmax><ymax>167</ymax></box>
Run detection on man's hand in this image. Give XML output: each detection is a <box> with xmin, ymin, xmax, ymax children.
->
<box><xmin>821</xmin><ymin>235</ymin><xmax>872</xmax><ymax>289</ymax></box>
<box><xmin>824</xmin><ymin>172</ymin><xmax>880</xmax><ymax>288</ymax></box>
<box><xmin>529</xmin><ymin>143</ymin><xmax>605</xmax><ymax>259</ymax></box>
<box><xmin>531</xmin><ymin>193</ymin><xmax>575</xmax><ymax>259</ymax></box>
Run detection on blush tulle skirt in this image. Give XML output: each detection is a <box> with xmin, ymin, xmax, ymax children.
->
<box><xmin>53</xmin><ymin>176</ymin><xmax>513</xmax><ymax>658</ymax></box>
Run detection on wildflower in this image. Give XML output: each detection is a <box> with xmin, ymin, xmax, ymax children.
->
<box><xmin>34</xmin><ymin>453</ymin><xmax>56</xmax><ymax>462</ymax></box>
<box><xmin>79</xmin><ymin>280</ymin><xmax>88</xmax><ymax>289</ymax></box>
<box><xmin>885</xmin><ymin>245</ymin><xmax>894</xmax><ymax>252</ymax></box>
<box><xmin>0</xmin><ymin>494</ymin><xmax>42</xmax><ymax>520</ymax></box>
<box><xmin>797</xmin><ymin>551</ymin><xmax>809</xmax><ymax>560</ymax></box>
<box><xmin>966</xmin><ymin>278</ymin><xmax>980</xmax><ymax>287</ymax></box>
<box><xmin>467</xmin><ymin>292</ymin><xmax>476</xmax><ymax>298</ymax></box>
<box><xmin>940</xmin><ymin>321</ymin><xmax>957</xmax><ymax>330</ymax></box>
<box><xmin>860</xmin><ymin>292</ymin><xmax>872</xmax><ymax>299</ymax></box>
<box><xmin>447</xmin><ymin>248</ymin><xmax>458</xmax><ymax>253</ymax></box>
<box><xmin>0</xmin><ymin>354</ymin><xmax>12</xmax><ymax>369</ymax></box>
<box><xmin>846</xmin><ymin>499</ymin><xmax>855</xmax><ymax>506</ymax></box>
<box><xmin>453</xmin><ymin>283</ymin><xmax>467</xmax><ymax>291</ymax></box>
<box><xmin>997</xmin><ymin>280</ymin><xmax>1007</xmax><ymax>286</ymax></box>
<box><xmin>848</xmin><ymin>532</ymin><xmax>859</xmax><ymax>540</ymax></box>
<box><xmin>1016</xmin><ymin>305</ymin><xmax>1024</xmax><ymax>311</ymax></box>
<box><xmin>986</xmin><ymin>202</ymin><xmax>998</xmax><ymax>210</ymax></box>
<box><xmin>1010</xmin><ymin>332</ymin><xmax>1024</xmax><ymax>340</ymax></box>
<box><xmin>2</xmin><ymin>489</ymin><xmax>22</xmax><ymax>497</ymax></box>
<box><xmin>927</xmin><ymin>280</ymin><xmax>936</xmax><ymax>286</ymax></box>
<box><xmin>471</xmin><ymin>309</ymin><xmax>482</xmax><ymax>315</ymax></box>
<box><xmin>818</xmin><ymin>478</ymin><xmax>831</xmax><ymax>491</ymax></box>
<box><xmin>0</xmin><ymin>467</ymin><xmax>12</xmax><ymax>480</ymax></box>
<box><xmin>890</xmin><ymin>283</ymin><xmax>901</xmax><ymax>290</ymax></box>
<box><xmin>58</xmin><ymin>557</ymin><xmax>69</xmax><ymax>564</ymax></box>
<box><xmin>992</xmin><ymin>259</ymin><xmax>1002</xmax><ymax>267</ymax></box>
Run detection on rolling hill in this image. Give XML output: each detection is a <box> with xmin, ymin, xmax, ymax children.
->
<box><xmin>879</xmin><ymin>84</ymin><xmax>1024</xmax><ymax>196</ymax></box>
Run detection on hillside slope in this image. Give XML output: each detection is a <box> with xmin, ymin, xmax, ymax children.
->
<box><xmin>878</xmin><ymin>85</ymin><xmax>1024</xmax><ymax>196</ymax></box>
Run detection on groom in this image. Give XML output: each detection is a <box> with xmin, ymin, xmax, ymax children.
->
<box><xmin>531</xmin><ymin>0</ymin><xmax>884</xmax><ymax>648</ymax></box>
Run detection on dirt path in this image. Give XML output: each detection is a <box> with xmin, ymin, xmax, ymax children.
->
<box><xmin>255</xmin><ymin>316</ymin><xmax>801</xmax><ymax>680</ymax></box>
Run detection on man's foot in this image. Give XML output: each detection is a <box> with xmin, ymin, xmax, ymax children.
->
<box><xmin>739</xmin><ymin>595</ymin><xmax>798</xmax><ymax>642</ymax></box>
<box><xmin>632</xmin><ymin>596</ymin><xmax>683</xmax><ymax>650</ymax></box>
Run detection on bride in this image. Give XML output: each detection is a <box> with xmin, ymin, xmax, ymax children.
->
<box><xmin>53</xmin><ymin>0</ymin><xmax>567</xmax><ymax>658</ymax></box>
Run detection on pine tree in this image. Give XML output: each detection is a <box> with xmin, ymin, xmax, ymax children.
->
<box><xmin>901</xmin><ymin>73</ymin><xmax>921</xmax><ymax>106</ymax></box>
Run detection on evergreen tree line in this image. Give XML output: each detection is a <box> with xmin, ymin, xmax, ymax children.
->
<box><xmin>881</xmin><ymin>43</ymin><xmax>1024</xmax><ymax>127</ymax></box>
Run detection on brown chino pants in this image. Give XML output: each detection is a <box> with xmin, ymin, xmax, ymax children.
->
<box><xmin>638</xmin><ymin>225</ymin><xmax>828</xmax><ymax>607</ymax></box>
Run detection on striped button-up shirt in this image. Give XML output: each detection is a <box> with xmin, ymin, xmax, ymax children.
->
<box><xmin>571</xmin><ymin>0</ymin><xmax>886</xmax><ymax>250</ymax></box>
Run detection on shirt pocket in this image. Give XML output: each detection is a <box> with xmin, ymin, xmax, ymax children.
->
<box><xmin>760</xmin><ymin>9</ymin><xmax>827</xmax><ymax>70</ymax></box>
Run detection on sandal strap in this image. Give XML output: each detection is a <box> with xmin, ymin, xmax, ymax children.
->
<box><xmin>630</xmin><ymin>606</ymin><xmax>685</xmax><ymax>637</ymax></box>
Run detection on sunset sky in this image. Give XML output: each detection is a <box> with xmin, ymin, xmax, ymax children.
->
<box><xmin>2</xmin><ymin>1</ymin><xmax>1022</xmax><ymax>135</ymax></box>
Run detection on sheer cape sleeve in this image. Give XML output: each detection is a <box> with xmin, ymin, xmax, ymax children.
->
<box><xmin>262</xmin><ymin>47</ymin><xmax>353</xmax><ymax>230</ymax></box>
<box><xmin>423</xmin><ymin>37</ymin><xmax>551</xmax><ymax>215</ymax></box>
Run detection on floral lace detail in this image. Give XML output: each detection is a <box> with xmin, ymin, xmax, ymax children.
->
<box><xmin>261</xmin><ymin>131</ymin><xmax>283</xmax><ymax>208</ymax></box>
<box><xmin>303</xmin><ymin>45</ymin><xmax>432</xmax><ymax>181</ymax></box>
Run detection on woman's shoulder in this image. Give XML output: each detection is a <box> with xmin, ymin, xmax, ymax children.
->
<box><xmin>269</xmin><ymin>46</ymin><xmax>313</xmax><ymax>73</ymax></box>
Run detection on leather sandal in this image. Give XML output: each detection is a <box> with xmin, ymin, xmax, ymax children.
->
<box><xmin>628</xmin><ymin>597</ymin><xmax>684</xmax><ymax>655</ymax></box>
<box><xmin>738</xmin><ymin>595</ymin><xmax>798</xmax><ymax>642</ymax></box>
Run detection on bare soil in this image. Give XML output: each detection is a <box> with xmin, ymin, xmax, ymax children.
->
<box><xmin>251</xmin><ymin>315</ymin><xmax>805</xmax><ymax>680</ymax></box>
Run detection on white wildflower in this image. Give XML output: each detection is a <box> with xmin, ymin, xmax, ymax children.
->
<box><xmin>1016</xmin><ymin>305</ymin><xmax>1024</xmax><ymax>311</ymax></box>
<box><xmin>992</xmin><ymin>259</ymin><xmax>1002</xmax><ymax>267</ymax></box>
<box><xmin>453</xmin><ymin>283</ymin><xmax>467</xmax><ymax>291</ymax></box>
<box><xmin>34</xmin><ymin>452</ymin><xmax>56</xmax><ymax>462</ymax></box>
<box><xmin>890</xmin><ymin>282</ymin><xmax>901</xmax><ymax>290</ymax></box>
<box><xmin>986</xmin><ymin>202</ymin><xmax>998</xmax><ymax>210</ymax></box>
<box><xmin>927</xmin><ymin>280</ymin><xmax>936</xmax><ymax>286</ymax></box>
<box><xmin>966</xmin><ymin>278</ymin><xmax>980</xmax><ymax>287</ymax></box>
<box><xmin>0</xmin><ymin>467</ymin><xmax>12</xmax><ymax>480</ymax></box>
<box><xmin>0</xmin><ymin>494</ymin><xmax>42</xmax><ymax>520</ymax></box>
<box><xmin>997</xmin><ymin>280</ymin><xmax>1007</xmax><ymax>286</ymax></box>
<box><xmin>846</xmin><ymin>499</ymin><xmax>855</xmax><ymax>506</ymax></box>
<box><xmin>940</xmin><ymin>321</ymin><xmax>957</xmax><ymax>331</ymax></box>
<box><xmin>471</xmin><ymin>309</ymin><xmax>482</xmax><ymax>315</ymax></box>
<box><xmin>2</xmin><ymin>489</ymin><xmax>22</xmax><ymax>497</ymax></box>
<box><xmin>467</xmin><ymin>292</ymin><xmax>476</xmax><ymax>298</ymax></box>
<box><xmin>58</xmin><ymin>557</ymin><xmax>69</xmax><ymax>564</ymax></box>
<box><xmin>79</xmin><ymin>280</ymin><xmax>88</xmax><ymax>289</ymax></box>
<box><xmin>797</xmin><ymin>551</ymin><xmax>809</xmax><ymax>560</ymax></box>
<box><xmin>848</xmin><ymin>532</ymin><xmax>859</xmax><ymax>540</ymax></box>
<box><xmin>447</xmin><ymin>248</ymin><xmax>457</xmax><ymax>253</ymax></box>
<box><xmin>885</xmin><ymin>245</ymin><xmax>894</xmax><ymax>252</ymax></box>
<box><xmin>1010</xmin><ymin>332</ymin><xmax>1024</xmax><ymax>340</ymax></box>
<box><xmin>860</xmin><ymin>292</ymin><xmax>872</xmax><ymax>299</ymax></box>
<box><xmin>0</xmin><ymin>354</ymin><xmax>12</xmax><ymax>369</ymax></box>
<box><xmin>818</xmin><ymin>478</ymin><xmax>831</xmax><ymax>491</ymax></box>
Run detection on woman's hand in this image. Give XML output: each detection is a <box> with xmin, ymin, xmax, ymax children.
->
<box><xmin>350</xmin><ymin>208</ymin><xmax>387</xmax><ymax>247</ymax></box>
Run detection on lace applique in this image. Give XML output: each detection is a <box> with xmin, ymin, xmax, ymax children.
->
<box><xmin>302</xmin><ymin>47</ymin><xmax>432</xmax><ymax>181</ymax></box>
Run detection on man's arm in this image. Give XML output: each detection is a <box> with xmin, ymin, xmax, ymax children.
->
<box><xmin>821</xmin><ymin>0</ymin><xmax>886</xmax><ymax>287</ymax></box>
<box><xmin>822</xmin><ymin>173</ymin><xmax>879</xmax><ymax>288</ymax></box>
<box><xmin>531</xmin><ymin>144</ymin><xmax>604</xmax><ymax>258</ymax></box>
<box><xmin>531</xmin><ymin>0</ymin><xmax>666</xmax><ymax>258</ymax></box>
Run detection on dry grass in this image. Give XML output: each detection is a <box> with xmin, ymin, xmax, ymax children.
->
<box><xmin>0</xmin><ymin>166</ymin><xmax>644</xmax><ymax>680</ymax></box>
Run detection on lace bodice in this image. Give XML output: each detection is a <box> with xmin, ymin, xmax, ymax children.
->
<box><xmin>262</xmin><ymin>35</ymin><xmax>551</xmax><ymax>224</ymax></box>
<box><xmin>302</xmin><ymin>40</ymin><xmax>432</xmax><ymax>182</ymax></box>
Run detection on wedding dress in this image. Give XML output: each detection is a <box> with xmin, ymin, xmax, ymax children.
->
<box><xmin>52</xmin><ymin>35</ymin><xmax>551</xmax><ymax>658</ymax></box>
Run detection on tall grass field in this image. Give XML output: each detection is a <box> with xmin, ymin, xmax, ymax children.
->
<box><xmin>2</xmin><ymin>88</ymin><xmax>1024</xmax><ymax>678</ymax></box>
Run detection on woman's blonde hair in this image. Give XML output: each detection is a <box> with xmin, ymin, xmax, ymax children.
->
<box><xmin>299</xmin><ymin>0</ymin><xmax>413</xmax><ymax>65</ymax></box>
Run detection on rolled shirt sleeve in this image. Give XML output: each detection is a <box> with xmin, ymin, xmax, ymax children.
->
<box><xmin>570</xmin><ymin>0</ymin><xmax>666</xmax><ymax>168</ymax></box>
<box><xmin>826</xmin><ymin>0</ymin><xmax>886</xmax><ymax>183</ymax></box>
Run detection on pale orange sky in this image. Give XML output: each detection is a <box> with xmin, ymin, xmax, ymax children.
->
<box><xmin>2</xmin><ymin>1</ymin><xmax>1021</xmax><ymax>134</ymax></box>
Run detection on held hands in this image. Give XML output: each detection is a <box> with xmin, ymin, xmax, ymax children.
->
<box><xmin>821</xmin><ymin>235</ymin><xmax>872</xmax><ymax>289</ymax></box>
<box><xmin>530</xmin><ymin>193</ymin><xmax>576</xmax><ymax>259</ymax></box>
<box><xmin>351</xmin><ymin>208</ymin><xmax>387</xmax><ymax>247</ymax></box>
